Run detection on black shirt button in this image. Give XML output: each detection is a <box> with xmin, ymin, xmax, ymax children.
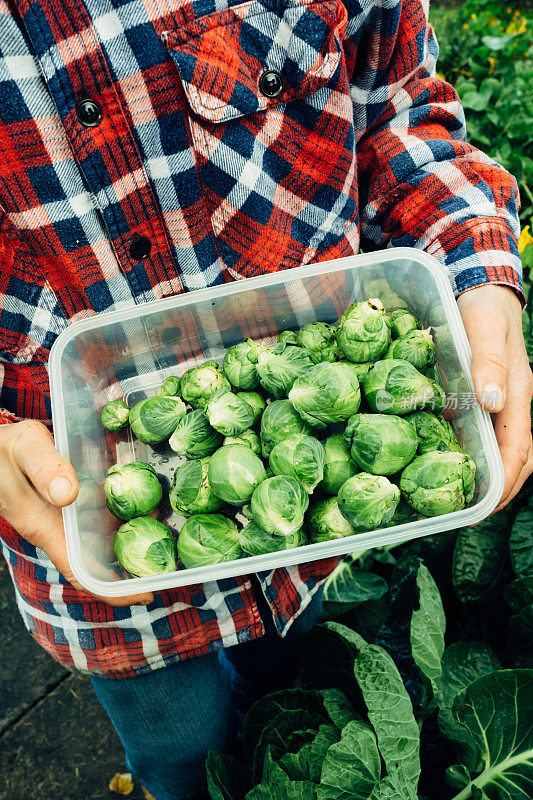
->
<box><xmin>129</xmin><ymin>236</ymin><xmax>152</xmax><ymax>261</ymax></box>
<box><xmin>76</xmin><ymin>98</ymin><xmax>103</xmax><ymax>128</ymax></box>
<box><xmin>258</xmin><ymin>70</ymin><xmax>284</xmax><ymax>98</ymax></box>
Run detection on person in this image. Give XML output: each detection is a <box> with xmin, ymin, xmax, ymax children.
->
<box><xmin>0</xmin><ymin>0</ymin><xmax>531</xmax><ymax>797</ymax></box>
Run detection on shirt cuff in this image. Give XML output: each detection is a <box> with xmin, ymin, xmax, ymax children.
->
<box><xmin>425</xmin><ymin>217</ymin><xmax>525</xmax><ymax>307</ymax></box>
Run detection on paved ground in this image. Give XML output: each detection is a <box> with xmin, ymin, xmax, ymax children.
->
<box><xmin>0</xmin><ymin>558</ymin><xmax>148</xmax><ymax>800</ymax></box>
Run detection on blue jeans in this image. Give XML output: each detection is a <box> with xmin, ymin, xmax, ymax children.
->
<box><xmin>90</xmin><ymin>586</ymin><xmax>323</xmax><ymax>800</ymax></box>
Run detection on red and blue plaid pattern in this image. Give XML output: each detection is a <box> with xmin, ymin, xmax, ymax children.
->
<box><xmin>0</xmin><ymin>0</ymin><xmax>523</xmax><ymax>677</ymax></box>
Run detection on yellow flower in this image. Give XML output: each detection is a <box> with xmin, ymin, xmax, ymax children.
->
<box><xmin>518</xmin><ymin>226</ymin><xmax>533</xmax><ymax>255</ymax></box>
<box><xmin>507</xmin><ymin>7</ymin><xmax>512</xmax><ymax>13</ymax></box>
<box><xmin>462</xmin><ymin>22</ymin><xmax>469</xmax><ymax>30</ymax></box>
<box><xmin>436</xmin><ymin>71</ymin><xmax>446</xmax><ymax>81</ymax></box>
<box><xmin>488</xmin><ymin>56</ymin><xmax>497</xmax><ymax>74</ymax></box>
<box><xmin>470</xmin><ymin>13</ymin><xmax>477</xmax><ymax>19</ymax></box>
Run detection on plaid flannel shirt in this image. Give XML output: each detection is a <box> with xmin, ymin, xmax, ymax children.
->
<box><xmin>0</xmin><ymin>0</ymin><xmax>522</xmax><ymax>678</ymax></box>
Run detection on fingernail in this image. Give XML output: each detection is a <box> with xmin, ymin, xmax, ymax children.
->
<box><xmin>480</xmin><ymin>383</ymin><xmax>504</xmax><ymax>412</ymax></box>
<box><xmin>48</xmin><ymin>476</ymin><xmax>73</xmax><ymax>504</ymax></box>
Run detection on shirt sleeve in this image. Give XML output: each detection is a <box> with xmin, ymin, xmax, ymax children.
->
<box><xmin>347</xmin><ymin>0</ymin><xmax>523</xmax><ymax>303</ymax></box>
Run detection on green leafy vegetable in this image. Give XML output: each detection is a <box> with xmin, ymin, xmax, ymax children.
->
<box><xmin>169</xmin><ymin>457</ymin><xmax>225</xmax><ymax>516</ymax></box>
<box><xmin>177</xmin><ymin>513</ymin><xmax>242</xmax><ymax>568</ymax></box>
<box><xmin>101</xmin><ymin>399</ymin><xmax>130</xmax><ymax>431</ymax></box>
<box><xmin>180</xmin><ymin>361</ymin><xmax>231</xmax><ymax>409</ymax></box>
<box><xmin>344</xmin><ymin>413</ymin><xmax>418</xmax><ymax>476</ymax></box>
<box><xmin>289</xmin><ymin>361</ymin><xmax>361</xmax><ymax>429</ymax></box>
<box><xmin>104</xmin><ymin>461</ymin><xmax>162</xmax><ymax>521</ymax></box>
<box><xmin>113</xmin><ymin>517</ymin><xmax>177</xmax><ymax>577</ymax></box>
<box><xmin>269</xmin><ymin>434</ymin><xmax>326</xmax><ymax>494</ymax></box>
<box><xmin>169</xmin><ymin>409</ymin><xmax>223</xmax><ymax>458</ymax></box>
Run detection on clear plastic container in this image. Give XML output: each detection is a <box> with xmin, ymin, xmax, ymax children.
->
<box><xmin>49</xmin><ymin>248</ymin><xmax>504</xmax><ymax>597</ymax></box>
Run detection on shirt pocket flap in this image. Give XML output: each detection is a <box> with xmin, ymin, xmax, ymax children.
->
<box><xmin>162</xmin><ymin>0</ymin><xmax>347</xmax><ymax>123</ymax></box>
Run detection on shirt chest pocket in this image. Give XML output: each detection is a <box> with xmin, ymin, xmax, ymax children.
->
<box><xmin>162</xmin><ymin>0</ymin><xmax>357</xmax><ymax>280</ymax></box>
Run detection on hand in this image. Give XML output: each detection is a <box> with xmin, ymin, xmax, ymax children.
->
<box><xmin>458</xmin><ymin>284</ymin><xmax>533</xmax><ymax>512</ymax></box>
<box><xmin>0</xmin><ymin>421</ymin><xmax>154</xmax><ymax>606</ymax></box>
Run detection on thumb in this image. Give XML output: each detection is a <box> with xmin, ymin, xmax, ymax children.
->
<box><xmin>460</xmin><ymin>301</ymin><xmax>509</xmax><ymax>413</ymax></box>
<box><xmin>10</xmin><ymin>421</ymin><xmax>79</xmax><ymax>506</ymax></box>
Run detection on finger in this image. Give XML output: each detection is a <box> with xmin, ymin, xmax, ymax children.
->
<box><xmin>493</xmin><ymin>444</ymin><xmax>533</xmax><ymax>514</ymax></box>
<box><xmin>493</xmin><ymin>388</ymin><xmax>532</xmax><ymax>507</ymax></box>
<box><xmin>18</xmin><ymin>502</ymin><xmax>154</xmax><ymax>607</ymax></box>
<box><xmin>10</xmin><ymin>421</ymin><xmax>79</xmax><ymax>507</ymax></box>
<box><xmin>461</xmin><ymin>303</ymin><xmax>509</xmax><ymax>413</ymax></box>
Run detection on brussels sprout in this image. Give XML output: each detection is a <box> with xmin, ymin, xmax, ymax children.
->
<box><xmin>236</xmin><ymin>391</ymin><xmax>266</xmax><ymax>426</ymax></box>
<box><xmin>260</xmin><ymin>399</ymin><xmax>311</xmax><ymax>458</ymax></box>
<box><xmin>348</xmin><ymin>362</ymin><xmax>373</xmax><ymax>380</ymax></box>
<box><xmin>288</xmin><ymin>361</ymin><xmax>361</xmax><ymax>429</ymax></box>
<box><xmin>337</xmin><ymin>473</ymin><xmax>400</xmax><ymax>532</ymax></box>
<box><xmin>177</xmin><ymin>513</ymin><xmax>242</xmax><ymax>568</ymax></box>
<box><xmin>278</xmin><ymin>330</ymin><xmax>299</xmax><ymax>345</ymax></box>
<box><xmin>296</xmin><ymin>322</ymin><xmax>341</xmax><ymax>364</ymax></box>
<box><xmin>180</xmin><ymin>361</ymin><xmax>231</xmax><ymax>409</ymax></box>
<box><xmin>319</xmin><ymin>434</ymin><xmax>359</xmax><ymax>495</ymax></box>
<box><xmin>168</xmin><ymin>409</ymin><xmax>223</xmax><ymax>458</ymax></box>
<box><xmin>344</xmin><ymin>413</ymin><xmax>418</xmax><ymax>475</ymax></box>
<box><xmin>386</xmin><ymin>496</ymin><xmax>416</xmax><ymax>526</ymax></box>
<box><xmin>239</xmin><ymin>519</ymin><xmax>306</xmax><ymax>556</ymax></box>
<box><xmin>400</xmin><ymin>451</ymin><xmax>476</xmax><ymax>517</ymax></box>
<box><xmin>223</xmin><ymin>342</ymin><xmax>260</xmax><ymax>390</ymax></box>
<box><xmin>104</xmin><ymin>462</ymin><xmax>163</xmax><ymax>521</ymax></box>
<box><xmin>114</xmin><ymin>517</ymin><xmax>177</xmax><ymax>577</ymax></box>
<box><xmin>224</xmin><ymin>429</ymin><xmax>261</xmax><ymax>455</ymax></box>
<box><xmin>205</xmin><ymin>389</ymin><xmax>255</xmax><ymax>436</ymax></box>
<box><xmin>335</xmin><ymin>299</ymin><xmax>391</xmax><ymax>362</ymax></box>
<box><xmin>363</xmin><ymin>359</ymin><xmax>446</xmax><ymax>416</ymax></box>
<box><xmin>389</xmin><ymin>309</ymin><xmax>420</xmax><ymax>339</ymax></box>
<box><xmin>129</xmin><ymin>395</ymin><xmax>186</xmax><ymax>443</ymax></box>
<box><xmin>101</xmin><ymin>399</ymin><xmax>130</xmax><ymax>432</ymax></box>
<box><xmin>269</xmin><ymin>434</ymin><xmax>326</xmax><ymax>494</ymax></box>
<box><xmin>251</xmin><ymin>475</ymin><xmax>309</xmax><ymax>537</ymax></box>
<box><xmin>169</xmin><ymin>457</ymin><xmax>225</xmax><ymax>516</ymax></box>
<box><xmin>208</xmin><ymin>444</ymin><xmax>267</xmax><ymax>505</ymax></box>
<box><xmin>384</xmin><ymin>329</ymin><xmax>436</xmax><ymax>373</ymax></box>
<box><xmin>156</xmin><ymin>376</ymin><xmax>181</xmax><ymax>397</ymax></box>
<box><xmin>428</xmin><ymin>379</ymin><xmax>447</xmax><ymax>414</ymax></box>
<box><xmin>407</xmin><ymin>411</ymin><xmax>461</xmax><ymax>454</ymax></box>
<box><xmin>255</xmin><ymin>343</ymin><xmax>314</xmax><ymax>398</ymax></box>
<box><xmin>306</xmin><ymin>497</ymin><xmax>355</xmax><ymax>542</ymax></box>
<box><xmin>243</xmin><ymin>338</ymin><xmax>267</xmax><ymax>364</ymax></box>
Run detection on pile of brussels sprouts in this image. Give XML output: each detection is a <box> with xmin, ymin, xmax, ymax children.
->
<box><xmin>100</xmin><ymin>299</ymin><xmax>476</xmax><ymax>579</ymax></box>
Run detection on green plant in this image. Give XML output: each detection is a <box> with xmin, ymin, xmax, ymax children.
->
<box><xmin>384</xmin><ymin>329</ymin><xmax>436</xmax><ymax>373</ymax></box>
<box><xmin>169</xmin><ymin>457</ymin><xmax>225</xmax><ymax>516</ymax></box>
<box><xmin>259</xmin><ymin>399</ymin><xmax>312</xmax><ymax>458</ymax></box>
<box><xmin>129</xmin><ymin>395</ymin><xmax>187</xmax><ymax>443</ymax></box>
<box><xmin>335</xmin><ymin>299</ymin><xmax>391</xmax><ymax>362</ymax></box>
<box><xmin>337</xmin><ymin>473</ymin><xmax>401</xmax><ymax>532</ymax></box>
<box><xmin>205</xmin><ymin>390</ymin><xmax>255</xmax><ymax>436</ymax></box>
<box><xmin>251</xmin><ymin>475</ymin><xmax>309</xmax><ymax>537</ymax></box>
<box><xmin>156</xmin><ymin>375</ymin><xmax>181</xmax><ymax>397</ymax></box>
<box><xmin>104</xmin><ymin>461</ymin><xmax>162</xmax><ymax>521</ymax></box>
<box><xmin>318</xmin><ymin>434</ymin><xmax>359</xmax><ymax>496</ymax></box>
<box><xmin>177</xmin><ymin>513</ymin><xmax>242</xmax><ymax>568</ymax></box>
<box><xmin>208</xmin><ymin>445</ymin><xmax>268</xmax><ymax>506</ymax></box>
<box><xmin>169</xmin><ymin>409</ymin><xmax>223</xmax><ymax>458</ymax></box>
<box><xmin>430</xmin><ymin>0</ymin><xmax>532</xmax><ymax>230</ymax></box>
<box><xmin>269</xmin><ymin>434</ymin><xmax>326</xmax><ymax>494</ymax></box>
<box><xmin>344</xmin><ymin>413</ymin><xmax>419</xmax><ymax>475</ymax></box>
<box><xmin>180</xmin><ymin>361</ymin><xmax>231</xmax><ymax>409</ymax></box>
<box><xmin>100</xmin><ymin>398</ymin><xmax>130</xmax><ymax>431</ymax></box>
<box><xmin>296</xmin><ymin>322</ymin><xmax>341</xmax><ymax>364</ymax></box>
<box><xmin>113</xmin><ymin>517</ymin><xmax>177</xmax><ymax>577</ymax></box>
<box><xmin>400</xmin><ymin>452</ymin><xmax>476</xmax><ymax>517</ymax></box>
